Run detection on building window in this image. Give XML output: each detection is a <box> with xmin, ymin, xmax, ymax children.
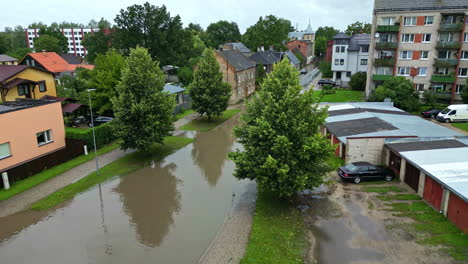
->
<box><xmin>0</xmin><ymin>142</ymin><xmax>11</xmax><ymax>159</ymax></box>
<box><xmin>398</xmin><ymin>67</ymin><xmax>410</xmax><ymax>76</ymax></box>
<box><xmin>39</xmin><ymin>81</ymin><xmax>47</xmax><ymax>92</ymax></box>
<box><xmin>438</xmin><ymin>50</ymin><xmax>452</xmax><ymax>59</ymax></box>
<box><xmin>418</xmin><ymin>67</ymin><xmax>427</xmax><ymax>76</ymax></box>
<box><xmin>380</xmin><ymin>34</ymin><xmax>394</xmax><ymax>42</ymax></box>
<box><xmin>360</xmin><ymin>59</ymin><xmax>368</xmax><ymax>65</ymax></box>
<box><xmin>335</xmin><ymin>46</ymin><xmax>340</xmax><ymax>53</ymax></box>
<box><xmin>465</xmin><ymin>33</ymin><xmax>468</xmax><ymax>42</ymax></box>
<box><xmin>456</xmin><ymin>85</ymin><xmax>465</xmax><ymax>94</ymax></box>
<box><xmin>17</xmin><ymin>84</ymin><xmax>30</xmax><ymax>96</ymax></box>
<box><xmin>36</xmin><ymin>130</ymin><xmax>53</xmax><ymax>146</ymax></box>
<box><xmin>334</xmin><ymin>59</ymin><xmax>339</xmax><ymax>65</ymax></box>
<box><xmin>399</xmin><ymin>50</ymin><xmax>413</xmax><ymax>60</ymax></box>
<box><xmin>435</xmin><ymin>67</ymin><xmax>449</xmax><ymax>75</ymax></box>
<box><xmin>440</xmin><ymin>33</ymin><xmax>454</xmax><ymax>42</ymax></box>
<box><xmin>424</xmin><ymin>16</ymin><xmax>434</xmax><ymax>25</ymax></box>
<box><xmin>416</xmin><ymin>84</ymin><xmax>425</xmax><ymax>91</ymax></box>
<box><xmin>422</xmin><ymin>34</ymin><xmax>432</xmax><ymax>43</ymax></box>
<box><xmin>403</xmin><ymin>17</ymin><xmax>417</xmax><ymax>26</ymax></box>
<box><xmin>433</xmin><ymin>84</ymin><xmax>446</xmax><ymax>92</ymax></box>
<box><xmin>341</xmin><ymin>46</ymin><xmax>345</xmax><ymax>53</ymax></box>
<box><xmin>420</xmin><ymin>51</ymin><xmax>429</xmax><ymax>60</ymax></box>
<box><xmin>340</xmin><ymin>59</ymin><xmax>344</xmax><ymax>65</ymax></box>
<box><xmin>377</xmin><ymin>67</ymin><xmax>391</xmax><ymax>75</ymax></box>
<box><xmin>381</xmin><ymin>17</ymin><xmax>395</xmax><ymax>25</ymax></box>
<box><xmin>346</xmin><ymin>72</ymin><xmax>352</xmax><ymax>77</ymax></box>
<box><xmin>461</xmin><ymin>51</ymin><xmax>468</xmax><ymax>60</ymax></box>
<box><xmin>361</xmin><ymin>45</ymin><xmax>369</xmax><ymax>53</ymax></box>
<box><xmin>401</xmin><ymin>34</ymin><xmax>415</xmax><ymax>43</ymax></box>
<box><xmin>458</xmin><ymin>68</ymin><xmax>468</xmax><ymax>77</ymax></box>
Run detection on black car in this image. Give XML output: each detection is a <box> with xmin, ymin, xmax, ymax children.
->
<box><xmin>318</xmin><ymin>79</ymin><xmax>336</xmax><ymax>86</ymax></box>
<box><xmin>338</xmin><ymin>162</ymin><xmax>395</xmax><ymax>184</ymax></box>
<box><xmin>88</xmin><ymin>116</ymin><xmax>113</xmax><ymax>127</ymax></box>
<box><xmin>421</xmin><ymin>108</ymin><xmax>441</xmax><ymax>118</ymax></box>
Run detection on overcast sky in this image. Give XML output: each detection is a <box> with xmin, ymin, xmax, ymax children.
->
<box><xmin>1</xmin><ymin>0</ymin><xmax>374</xmax><ymax>33</ymax></box>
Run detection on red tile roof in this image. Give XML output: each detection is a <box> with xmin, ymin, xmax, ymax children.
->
<box><xmin>24</xmin><ymin>52</ymin><xmax>94</xmax><ymax>73</ymax></box>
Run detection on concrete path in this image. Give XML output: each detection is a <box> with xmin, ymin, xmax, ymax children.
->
<box><xmin>198</xmin><ymin>182</ymin><xmax>257</xmax><ymax>264</ymax></box>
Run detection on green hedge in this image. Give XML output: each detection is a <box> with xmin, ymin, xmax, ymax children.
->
<box><xmin>65</xmin><ymin>122</ymin><xmax>116</xmax><ymax>148</ymax></box>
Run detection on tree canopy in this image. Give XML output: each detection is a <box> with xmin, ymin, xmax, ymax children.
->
<box><xmin>229</xmin><ymin>59</ymin><xmax>334</xmax><ymax>199</ymax></box>
<box><xmin>242</xmin><ymin>15</ymin><xmax>293</xmax><ymax>51</ymax></box>
<box><xmin>33</xmin><ymin>35</ymin><xmax>63</xmax><ymax>53</ymax></box>
<box><xmin>82</xmin><ymin>26</ymin><xmax>112</xmax><ymax>63</ymax></box>
<box><xmin>349</xmin><ymin>72</ymin><xmax>367</xmax><ymax>91</ymax></box>
<box><xmin>372</xmin><ymin>77</ymin><xmax>420</xmax><ymax>111</ymax></box>
<box><xmin>314</xmin><ymin>26</ymin><xmax>339</xmax><ymax>56</ymax></box>
<box><xmin>205</xmin><ymin>20</ymin><xmax>241</xmax><ymax>48</ymax></box>
<box><xmin>112</xmin><ymin>47</ymin><xmax>175</xmax><ymax>152</ymax></box>
<box><xmin>345</xmin><ymin>21</ymin><xmax>372</xmax><ymax>36</ymax></box>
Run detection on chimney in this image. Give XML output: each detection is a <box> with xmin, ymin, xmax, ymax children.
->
<box><xmin>42</xmin><ymin>50</ymin><xmax>47</xmax><ymax>56</ymax></box>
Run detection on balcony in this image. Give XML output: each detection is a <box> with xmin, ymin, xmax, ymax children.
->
<box><xmin>436</xmin><ymin>41</ymin><xmax>461</xmax><ymax>49</ymax></box>
<box><xmin>439</xmin><ymin>23</ymin><xmax>464</xmax><ymax>32</ymax></box>
<box><xmin>375</xmin><ymin>42</ymin><xmax>398</xmax><ymax>50</ymax></box>
<box><xmin>376</xmin><ymin>25</ymin><xmax>400</xmax><ymax>32</ymax></box>
<box><xmin>434</xmin><ymin>59</ymin><xmax>459</xmax><ymax>67</ymax></box>
<box><xmin>431</xmin><ymin>74</ymin><xmax>455</xmax><ymax>83</ymax></box>
<box><xmin>374</xmin><ymin>58</ymin><xmax>396</xmax><ymax>66</ymax></box>
<box><xmin>373</xmin><ymin>74</ymin><xmax>393</xmax><ymax>81</ymax></box>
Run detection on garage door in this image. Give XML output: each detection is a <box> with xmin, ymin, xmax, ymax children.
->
<box><xmin>404</xmin><ymin>162</ymin><xmax>420</xmax><ymax>192</ymax></box>
<box><xmin>447</xmin><ymin>194</ymin><xmax>468</xmax><ymax>233</ymax></box>
<box><xmin>389</xmin><ymin>151</ymin><xmax>401</xmax><ymax>176</ymax></box>
<box><xmin>423</xmin><ymin>176</ymin><xmax>443</xmax><ymax>210</ymax></box>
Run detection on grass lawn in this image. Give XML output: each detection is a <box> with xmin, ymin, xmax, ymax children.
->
<box><xmin>313</xmin><ymin>90</ymin><xmax>364</xmax><ymax>103</ymax></box>
<box><xmin>179</xmin><ymin>109</ymin><xmax>241</xmax><ymax>131</ymax></box>
<box><xmin>240</xmin><ymin>191</ymin><xmax>308</xmax><ymax>264</ymax></box>
<box><xmin>0</xmin><ymin>141</ymin><xmax>121</xmax><ymax>201</ymax></box>
<box><xmin>175</xmin><ymin>109</ymin><xmax>195</xmax><ymax>120</ymax></box>
<box><xmin>453</xmin><ymin>123</ymin><xmax>468</xmax><ymax>132</ymax></box>
<box><xmin>30</xmin><ymin>136</ymin><xmax>193</xmax><ymax>210</ymax></box>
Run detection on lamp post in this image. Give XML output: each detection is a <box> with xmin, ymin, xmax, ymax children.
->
<box><xmin>87</xmin><ymin>89</ymin><xmax>100</xmax><ymax>175</ymax></box>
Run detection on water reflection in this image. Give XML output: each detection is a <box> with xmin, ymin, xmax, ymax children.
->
<box><xmin>114</xmin><ymin>162</ymin><xmax>181</xmax><ymax>247</ymax></box>
<box><xmin>191</xmin><ymin>116</ymin><xmax>238</xmax><ymax>186</ymax></box>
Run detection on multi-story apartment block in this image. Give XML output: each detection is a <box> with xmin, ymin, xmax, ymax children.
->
<box><xmin>331</xmin><ymin>33</ymin><xmax>370</xmax><ymax>87</ymax></box>
<box><xmin>366</xmin><ymin>0</ymin><xmax>468</xmax><ymax>103</ymax></box>
<box><xmin>25</xmin><ymin>28</ymin><xmax>99</xmax><ymax>57</ymax></box>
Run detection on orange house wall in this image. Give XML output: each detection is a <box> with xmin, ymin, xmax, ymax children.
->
<box><xmin>0</xmin><ymin>102</ymin><xmax>65</xmax><ymax>172</ymax></box>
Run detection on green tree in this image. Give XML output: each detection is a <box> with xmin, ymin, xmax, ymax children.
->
<box><xmin>82</xmin><ymin>26</ymin><xmax>111</xmax><ymax>63</ymax></box>
<box><xmin>189</xmin><ymin>48</ymin><xmax>231</xmax><ymax>121</ymax></box>
<box><xmin>33</xmin><ymin>35</ymin><xmax>62</xmax><ymax>53</ymax></box>
<box><xmin>319</xmin><ymin>61</ymin><xmax>333</xmax><ymax>78</ymax></box>
<box><xmin>56</xmin><ymin>73</ymin><xmax>88</xmax><ymax>98</ymax></box>
<box><xmin>242</xmin><ymin>15</ymin><xmax>293</xmax><ymax>51</ymax></box>
<box><xmin>206</xmin><ymin>20</ymin><xmax>241</xmax><ymax>48</ymax></box>
<box><xmin>422</xmin><ymin>90</ymin><xmax>437</xmax><ymax>108</ymax></box>
<box><xmin>349</xmin><ymin>72</ymin><xmax>367</xmax><ymax>91</ymax></box>
<box><xmin>7</xmin><ymin>48</ymin><xmax>32</xmax><ymax>60</ymax></box>
<box><xmin>315</xmin><ymin>26</ymin><xmax>339</xmax><ymax>56</ymax></box>
<box><xmin>229</xmin><ymin>59</ymin><xmax>334</xmax><ymax>199</ymax></box>
<box><xmin>0</xmin><ymin>34</ymin><xmax>9</xmax><ymax>54</ymax></box>
<box><xmin>345</xmin><ymin>21</ymin><xmax>372</xmax><ymax>36</ymax></box>
<box><xmin>36</xmin><ymin>26</ymin><xmax>68</xmax><ymax>53</ymax></box>
<box><xmin>112</xmin><ymin>47</ymin><xmax>175</xmax><ymax>152</ymax></box>
<box><xmin>256</xmin><ymin>63</ymin><xmax>266</xmax><ymax>86</ymax></box>
<box><xmin>373</xmin><ymin>77</ymin><xmax>420</xmax><ymax>111</ymax></box>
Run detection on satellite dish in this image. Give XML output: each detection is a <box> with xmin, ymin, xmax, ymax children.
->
<box><xmin>375</xmin><ymin>32</ymin><xmax>380</xmax><ymax>38</ymax></box>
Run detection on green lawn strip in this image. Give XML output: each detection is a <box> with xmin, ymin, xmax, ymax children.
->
<box><xmin>0</xmin><ymin>141</ymin><xmax>121</xmax><ymax>201</ymax></box>
<box><xmin>377</xmin><ymin>194</ymin><xmax>421</xmax><ymax>201</ymax></box>
<box><xmin>175</xmin><ymin>109</ymin><xmax>195</xmax><ymax>120</ymax></box>
<box><xmin>452</xmin><ymin>123</ymin><xmax>468</xmax><ymax>133</ymax></box>
<box><xmin>179</xmin><ymin>109</ymin><xmax>241</xmax><ymax>131</ymax></box>
<box><xmin>240</xmin><ymin>191</ymin><xmax>307</xmax><ymax>264</ymax></box>
<box><xmin>361</xmin><ymin>186</ymin><xmax>405</xmax><ymax>194</ymax></box>
<box><xmin>30</xmin><ymin>136</ymin><xmax>193</xmax><ymax>210</ymax></box>
<box><xmin>313</xmin><ymin>90</ymin><xmax>364</xmax><ymax>102</ymax></box>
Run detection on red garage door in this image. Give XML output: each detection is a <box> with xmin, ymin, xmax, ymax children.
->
<box><xmin>423</xmin><ymin>177</ymin><xmax>443</xmax><ymax>210</ymax></box>
<box><xmin>333</xmin><ymin>136</ymin><xmax>340</xmax><ymax>157</ymax></box>
<box><xmin>447</xmin><ymin>194</ymin><xmax>468</xmax><ymax>233</ymax></box>
<box><xmin>404</xmin><ymin>162</ymin><xmax>420</xmax><ymax>193</ymax></box>
<box><xmin>389</xmin><ymin>151</ymin><xmax>401</xmax><ymax>176</ymax></box>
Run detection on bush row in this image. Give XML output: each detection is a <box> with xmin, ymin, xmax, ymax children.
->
<box><xmin>65</xmin><ymin>122</ymin><xmax>116</xmax><ymax>149</ymax></box>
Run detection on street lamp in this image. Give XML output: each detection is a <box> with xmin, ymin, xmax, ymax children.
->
<box><xmin>87</xmin><ymin>89</ymin><xmax>100</xmax><ymax>175</ymax></box>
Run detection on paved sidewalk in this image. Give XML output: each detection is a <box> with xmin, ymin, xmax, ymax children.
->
<box><xmin>198</xmin><ymin>182</ymin><xmax>257</xmax><ymax>264</ymax></box>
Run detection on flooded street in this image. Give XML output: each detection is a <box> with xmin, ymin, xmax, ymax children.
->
<box><xmin>0</xmin><ymin>115</ymin><xmax>252</xmax><ymax>264</ymax></box>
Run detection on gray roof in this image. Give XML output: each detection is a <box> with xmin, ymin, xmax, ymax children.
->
<box><xmin>163</xmin><ymin>83</ymin><xmax>185</xmax><ymax>94</ymax></box>
<box><xmin>348</xmin><ymin>34</ymin><xmax>371</xmax><ymax>51</ymax></box>
<box><xmin>226</xmin><ymin>42</ymin><xmax>251</xmax><ymax>53</ymax></box>
<box><xmin>325</xmin><ymin>117</ymin><xmax>398</xmax><ymax>137</ymax></box>
<box><xmin>333</xmin><ymin>32</ymin><xmax>350</xmax><ymax>40</ymax></box>
<box><xmin>386</xmin><ymin>139</ymin><xmax>467</xmax><ymax>153</ymax></box>
<box><xmin>217</xmin><ymin>50</ymin><xmax>256</xmax><ymax>71</ymax></box>
<box><xmin>250</xmin><ymin>50</ymin><xmax>281</xmax><ymax>66</ymax></box>
<box><xmin>283</xmin><ymin>51</ymin><xmax>301</xmax><ymax>66</ymax></box>
<box><xmin>0</xmin><ymin>54</ymin><xmax>18</xmax><ymax>62</ymax></box>
<box><xmin>0</xmin><ymin>99</ymin><xmax>58</xmax><ymax>115</ymax></box>
<box><xmin>59</xmin><ymin>53</ymin><xmax>82</xmax><ymax>64</ymax></box>
<box><xmin>374</xmin><ymin>0</ymin><xmax>468</xmax><ymax>12</ymax></box>
<box><xmin>288</xmin><ymin>23</ymin><xmax>314</xmax><ymax>39</ymax></box>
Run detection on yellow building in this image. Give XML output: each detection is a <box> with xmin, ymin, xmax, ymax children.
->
<box><xmin>0</xmin><ymin>65</ymin><xmax>57</xmax><ymax>102</ymax></box>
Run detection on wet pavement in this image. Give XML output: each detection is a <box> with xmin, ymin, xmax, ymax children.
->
<box><xmin>0</xmin><ymin>115</ymin><xmax>252</xmax><ymax>264</ymax></box>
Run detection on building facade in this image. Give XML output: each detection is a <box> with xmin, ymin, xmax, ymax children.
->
<box><xmin>288</xmin><ymin>23</ymin><xmax>316</xmax><ymax>62</ymax></box>
<box><xmin>366</xmin><ymin>0</ymin><xmax>468</xmax><ymax>103</ymax></box>
<box><xmin>25</xmin><ymin>28</ymin><xmax>100</xmax><ymax>57</ymax></box>
<box><xmin>331</xmin><ymin>33</ymin><xmax>370</xmax><ymax>87</ymax></box>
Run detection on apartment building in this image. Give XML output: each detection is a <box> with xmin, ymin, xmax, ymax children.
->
<box><xmin>331</xmin><ymin>33</ymin><xmax>370</xmax><ymax>87</ymax></box>
<box><xmin>366</xmin><ymin>0</ymin><xmax>468</xmax><ymax>103</ymax></box>
<box><xmin>25</xmin><ymin>28</ymin><xmax>99</xmax><ymax>57</ymax></box>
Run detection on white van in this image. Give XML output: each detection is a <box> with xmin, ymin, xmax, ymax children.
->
<box><xmin>437</xmin><ymin>104</ymin><xmax>468</xmax><ymax>123</ymax></box>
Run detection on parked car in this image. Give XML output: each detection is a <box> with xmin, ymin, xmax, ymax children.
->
<box><xmin>421</xmin><ymin>108</ymin><xmax>441</xmax><ymax>118</ymax></box>
<box><xmin>88</xmin><ymin>116</ymin><xmax>113</xmax><ymax>127</ymax></box>
<box><xmin>318</xmin><ymin>79</ymin><xmax>336</xmax><ymax>86</ymax></box>
<box><xmin>300</xmin><ymin>68</ymin><xmax>307</xmax><ymax>74</ymax></box>
<box><xmin>338</xmin><ymin>162</ymin><xmax>395</xmax><ymax>184</ymax></box>
<box><xmin>73</xmin><ymin>116</ymin><xmax>88</xmax><ymax>126</ymax></box>
<box><xmin>437</xmin><ymin>104</ymin><xmax>468</xmax><ymax>123</ymax></box>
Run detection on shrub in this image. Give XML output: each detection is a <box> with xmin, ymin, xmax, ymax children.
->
<box><xmin>462</xmin><ymin>87</ymin><xmax>468</xmax><ymax>104</ymax></box>
<box><xmin>349</xmin><ymin>72</ymin><xmax>367</xmax><ymax>91</ymax></box>
<box><xmin>319</xmin><ymin>61</ymin><xmax>333</xmax><ymax>78</ymax></box>
<box><xmin>65</xmin><ymin>122</ymin><xmax>116</xmax><ymax>148</ymax></box>
<box><xmin>321</xmin><ymin>84</ymin><xmax>336</xmax><ymax>95</ymax></box>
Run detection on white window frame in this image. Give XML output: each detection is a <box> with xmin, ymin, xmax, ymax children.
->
<box><xmin>404</xmin><ymin>16</ymin><xmax>417</xmax><ymax>26</ymax></box>
<box><xmin>0</xmin><ymin>142</ymin><xmax>11</xmax><ymax>159</ymax></box>
<box><xmin>377</xmin><ymin>67</ymin><xmax>391</xmax><ymax>75</ymax></box>
<box><xmin>420</xmin><ymin>51</ymin><xmax>429</xmax><ymax>60</ymax></box>
<box><xmin>399</xmin><ymin>50</ymin><xmax>413</xmax><ymax>60</ymax></box>
<box><xmin>360</xmin><ymin>59</ymin><xmax>368</xmax><ymax>65</ymax></box>
<box><xmin>401</xmin><ymin>34</ymin><xmax>415</xmax><ymax>43</ymax></box>
<box><xmin>424</xmin><ymin>16</ymin><xmax>434</xmax><ymax>25</ymax></box>
<box><xmin>465</xmin><ymin>33</ymin><xmax>468</xmax><ymax>42</ymax></box>
<box><xmin>381</xmin><ymin>17</ymin><xmax>395</xmax><ymax>26</ymax></box>
<box><xmin>36</xmin><ymin>130</ymin><xmax>53</xmax><ymax>146</ymax></box>
<box><xmin>334</xmin><ymin>59</ymin><xmax>339</xmax><ymax>65</ymax></box>
<box><xmin>340</xmin><ymin>59</ymin><xmax>345</xmax><ymax>65</ymax></box>
<box><xmin>458</xmin><ymin>68</ymin><xmax>468</xmax><ymax>77</ymax></box>
<box><xmin>416</xmin><ymin>84</ymin><xmax>425</xmax><ymax>91</ymax></box>
<box><xmin>398</xmin><ymin>67</ymin><xmax>410</xmax><ymax>76</ymax></box>
<box><xmin>433</xmin><ymin>84</ymin><xmax>446</xmax><ymax>92</ymax></box>
<box><xmin>456</xmin><ymin>85</ymin><xmax>465</xmax><ymax>94</ymax></box>
<box><xmin>418</xmin><ymin>67</ymin><xmax>427</xmax><ymax>76</ymax></box>
<box><xmin>422</xmin><ymin>34</ymin><xmax>432</xmax><ymax>43</ymax></box>
<box><xmin>461</xmin><ymin>51</ymin><xmax>468</xmax><ymax>60</ymax></box>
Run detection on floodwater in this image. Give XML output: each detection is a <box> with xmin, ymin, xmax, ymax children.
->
<box><xmin>0</xmin><ymin>115</ymin><xmax>252</xmax><ymax>264</ymax></box>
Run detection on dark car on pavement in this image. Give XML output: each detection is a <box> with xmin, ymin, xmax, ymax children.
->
<box><xmin>338</xmin><ymin>162</ymin><xmax>395</xmax><ymax>184</ymax></box>
<box><xmin>421</xmin><ymin>108</ymin><xmax>441</xmax><ymax>118</ymax></box>
<box><xmin>318</xmin><ymin>79</ymin><xmax>336</xmax><ymax>86</ymax></box>
<box><xmin>88</xmin><ymin>116</ymin><xmax>113</xmax><ymax>127</ymax></box>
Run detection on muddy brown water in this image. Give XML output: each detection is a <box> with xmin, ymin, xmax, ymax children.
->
<box><xmin>0</xmin><ymin>116</ymin><xmax>252</xmax><ymax>264</ymax></box>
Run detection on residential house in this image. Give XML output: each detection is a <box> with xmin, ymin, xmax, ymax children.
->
<box><xmin>286</xmin><ymin>40</ymin><xmax>315</xmax><ymax>63</ymax></box>
<box><xmin>19</xmin><ymin>52</ymin><xmax>94</xmax><ymax>77</ymax></box>
<box><xmin>366</xmin><ymin>0</ymin><xmax>468</xmax><ymax>103</ymax></box>
<box><xmin>288</xmin><ymin>23</ymin><xmax>315</xmax><ymax>42</ymax></box>
<box><xmin>282</xmin><ymin>51</ymin><xmax>301</xmax><ymax>69</ymax></box>
<box><xmin>249</xmin><ymin>50</ymin><xmax>282</xmax><ymax>73</ymax></box>
<box><xmin>215</xmin><ymin>50</ymin><xmax>256</xmax><ymax>104</ymax></box>
<box><xmin>0</xmin><ymin>55</ymin><xmax>18</xmax><ymax>65</ymax></box>
<box><xmin>0</xmin><ymin>65</ymin><xmax>57</xmax><ymax>102</ymax></box>
<box><xmin>60</xmin><ymin>53</ymin><xmax>84</xmax><ymax>65</ymax></box>
<box><xmin>326</xmin><ymin>40</ymin><xmax>334</xmax><ymax>62</ymax></box>
<box><xmin>331</xmin><ymin>33</ymin><xmax>370</xmax><ymax>87</ymax></box>
<box><xmin>0</xmin><ymin>99</ymin><xmax>65</xmax><ymax>188</ymax></box>
<box><xmin>220</xmin><ymin>42</ymin><xmax>253</xmax><ymax>57</ymax></box>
